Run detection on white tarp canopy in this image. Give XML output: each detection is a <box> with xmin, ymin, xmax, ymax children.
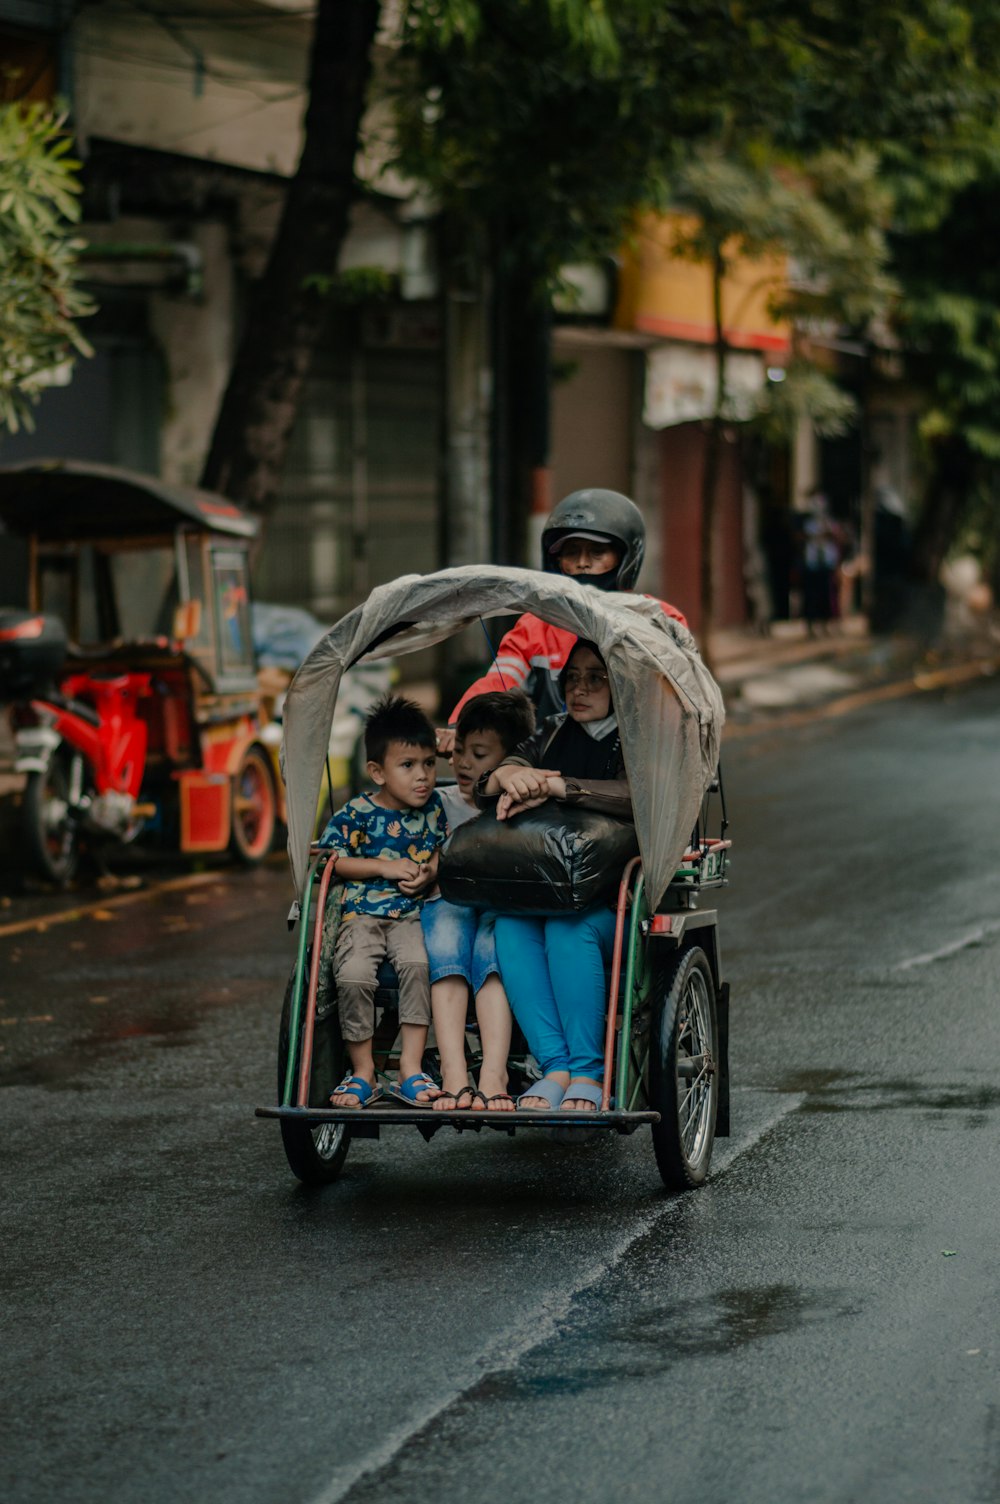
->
<box><xmin>282</xmin><ymin>566</ymin><xmax>725</xmax><ymax>911</ymax></box>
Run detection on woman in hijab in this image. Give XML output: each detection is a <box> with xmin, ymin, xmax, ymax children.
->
<box><xmin>477</xmin><ymin>639</ymin><xmax>633</xmax><ymax>1113</ymax></box>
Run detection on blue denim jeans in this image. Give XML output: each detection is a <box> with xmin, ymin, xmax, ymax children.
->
<box><xmin>494</xmin><ymin>907</ymin><xmax>617</xmax><ymax>1081</ymax></box>
<box><xmin>420</xmin><ymin>897</ymin><xmax>499</xmax><ymax>997</ymax></box>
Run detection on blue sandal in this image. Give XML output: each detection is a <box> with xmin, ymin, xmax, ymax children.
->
<box><xmin>516</xmin><ymin>1076</ymin><xmax>566</xmax><ymax>1111</ymax></box>
<box><xmin>562</xmin><ymin>1080</ymin><xmax>603</xmax><ymax>1111</ymax></box>
<box><xmin>391</xmin><ymin>1072</ymin><xmax>443</xmax><ymax>1107</ymax></box>
<box><xmin>329</xmin><ymin>1075</ymin><xmax>378</xmax><ymax>1108</ymax></box>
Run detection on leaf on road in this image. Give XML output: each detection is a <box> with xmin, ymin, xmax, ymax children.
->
<box><xmin>942</xmin><ymin>1250</ymin><xmax>958</xmax><ymax>1257</ymax></box>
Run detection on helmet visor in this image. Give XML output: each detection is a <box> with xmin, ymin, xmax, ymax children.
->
<box><xmin>547</xmin><ymin>529</ymin><xmax>616</xmax><ymax>555</ymax></box>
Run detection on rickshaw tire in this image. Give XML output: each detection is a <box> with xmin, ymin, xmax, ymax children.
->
<box><xmin>21</xmin><ymin>752</ymin><xmax>86</xmax><ymax>886</ymax></box>
<box><xmin>649</xmin><ymin>946</ymin><xmax>719</xmax><ymax>1191</ymax></box>
<box><xmin>277</xmin><ymin>964</ymin><xmax>351</xmax><ymax>1185</ymax></box>
<box><xmin>230</xmin><ymin>745</ymin><xmax>278</xmax><ymax>865</ymax></box>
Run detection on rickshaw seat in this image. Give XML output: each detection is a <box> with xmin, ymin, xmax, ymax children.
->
<box><xmin>374</xmin><ymin>957</ymin><xmax>401</xmax><ymax>1010</ymax></box>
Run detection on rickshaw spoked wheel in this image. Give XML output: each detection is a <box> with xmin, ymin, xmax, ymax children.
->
<box><xmin>277</xmin><ymin>964</ymin><xmax>351</xmax><ymax>1185</ymax></box>
<box><xmin>648</xmin><ymin>946</ymin><xmax>719</xmax><ymax>1190</ymax></box>
<box><xmin>230</xmin><ymin>745</ymin><xmax>277</xmax><ymax>864</ymax></box>
<box><xmin>21</xmin><ymin>746</ymin><xmax>88</xmax><ymax>886</ymax></box>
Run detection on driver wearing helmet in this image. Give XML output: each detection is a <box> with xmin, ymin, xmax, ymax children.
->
<box><xmin>441</xmin><ymin>489</ymin><xmax>687</xmax><ymax>747</ymax></box>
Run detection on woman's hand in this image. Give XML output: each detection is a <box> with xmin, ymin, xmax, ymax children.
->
<box><xmin>494</xmin><ymin>768</ymin><xmax>565</xmax><ymax>820</ymax></box>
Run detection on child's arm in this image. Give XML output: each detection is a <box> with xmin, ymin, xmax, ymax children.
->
<box><xmin>320</xmin><ymin>801</ymin><xmax>422</xmax><ymax>885</ymax></box>
<box><xmin>332</xmin><ymin>854</ymin><xmax>422</xmax><ymax>884</ymax></box>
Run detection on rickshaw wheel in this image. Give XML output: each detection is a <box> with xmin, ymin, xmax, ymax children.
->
<box><xmin>22</xmin><ymin>748</ymin><xmax>87</xmax><ymax>885</ymax></box>
<box><xmin>277</xmin><ymin>966</ymin><xmax>351</xmax><ymax>1185</ymax></box>
<box><xmin>230</xmin><ymin>745</ymin><xmax>277</xmax><ymax>864</ymax></box>
<box><xmin>649</xmin><ymin>946</ymin><xmax>719</xmax><ymax>1190</ymax></box>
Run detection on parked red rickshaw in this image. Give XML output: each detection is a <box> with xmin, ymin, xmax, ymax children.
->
<box><xmin>0</xmin><ymin>460</ymin><xmax>280</xmax><ymax>882</ymax></box>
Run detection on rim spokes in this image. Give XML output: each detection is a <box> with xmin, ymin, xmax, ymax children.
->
<box><xmin>676</xmin><ymin>969</ymin><xmax>714</xmax><ymax>1162</ymax></box>
<box><xmin>313</xmin><ymin>1122</ymin><xmax>345</xmax><ymax>1160</ymax></box>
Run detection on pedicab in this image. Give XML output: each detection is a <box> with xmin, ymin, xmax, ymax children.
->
<box><xmin>257</xmin><ymin>565</ymin><xmax>731</xmax><ymax>1191</ymax></box>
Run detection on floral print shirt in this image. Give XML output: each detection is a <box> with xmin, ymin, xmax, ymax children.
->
<box><xmin>319</xmin><ymin>791</ymin><xmax>449</xmax><ymax>919</ymax></box>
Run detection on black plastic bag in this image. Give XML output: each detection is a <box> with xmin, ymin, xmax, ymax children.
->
<box><xmin>439</xmin><ymin>802</ymin><xmax>638</xmax><ymax>914</ymax></box>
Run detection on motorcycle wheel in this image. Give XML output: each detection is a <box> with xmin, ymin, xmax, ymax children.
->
<box><xmin>22</xmin><ymin>747</ymin><xmax>88</xmax><ymax>885</ymax></box>
<box><xmin>229</xmin><ymin>744</ymin><xmax>277</xmax><ymax>863</ymax></box>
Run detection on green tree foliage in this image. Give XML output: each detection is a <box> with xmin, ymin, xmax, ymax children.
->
<box><xmin>395</xmin><ymin>0</ymin><xmax>1000</xmax><ymax>268</ymax></box>
<box><xmin>201</xmin><ymin>0</ymin><xmax>1000</xmax><ymax>592</ymax></box>
<box><xmin>889</xmin><ymin>163</ymin><xmax>1000</xmax><ymax>582</ymax></box>
<box><xmin>0</xmin><ymin>102</ymin><xmax>93</xmax><ymax>434</ymax></box>
<box><xmin>395</xmin><ymin>1</ymin><xmax>1000</xmax><ymax>597</ymax></box>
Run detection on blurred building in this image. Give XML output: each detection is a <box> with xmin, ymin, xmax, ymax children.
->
<box><xmin>2</xmin><ymin>1</ymin><xmax>879</xmax><ymax>639</ymax></box>
<box><xmin>547</xmin><ymin>215</ymin><xmax>792</xmax><ymax>631</ymax></box>
<box><xmin>0</xmin><ymin>0</ymin><xmax>452</xmax><ymax>625</ymax></box>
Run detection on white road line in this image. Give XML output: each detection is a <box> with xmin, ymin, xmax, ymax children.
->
<box><xmin>895</xmin><ymin>922</ymin><xmax>1000</xmax><ymax>971</ymax></box>
<box><xmin>307</xmin><ymin>1093</ymin><xmax>802</xmax><ymax>1504</ymax></box>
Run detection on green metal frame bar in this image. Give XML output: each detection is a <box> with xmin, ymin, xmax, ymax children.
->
<box><xmin>281</xmin><ymin>859</ymin><xmax>320</xmax><ymax>1107</ymax></box>
<box><xmin>614</xmin><ymin>871</ymin><xmax>651</xmax><ymax>1111</ymax></box>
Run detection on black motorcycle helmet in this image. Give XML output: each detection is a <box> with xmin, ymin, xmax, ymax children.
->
<box><xmin>541</xmin><ymin>488</ymin><xmax>646</xmax><ymax>591</ymax></box>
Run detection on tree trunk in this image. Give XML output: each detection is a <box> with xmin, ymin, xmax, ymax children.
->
<box><xmin>491</xmin><ymin>242</ymin><xmax>551</xmax><ymax>565</ymax></box>
<box><xmin>909</xmin><ymin>434</ymin><xmax>977</xmax><ymax>585</ymax></box>
<box><xmin>200</xmin><ymin>0</ymin><xmax>381</xmax><ymax>512</ymax></box>
<box><xmin>699</xmin><ymin>244</ymin><xmax>727</xmax><ymax>670</ymax></box>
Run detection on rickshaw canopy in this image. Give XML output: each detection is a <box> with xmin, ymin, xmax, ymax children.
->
<box><xmin>283</xmin><ymin>566</ymin><xmax>725</xmax><ymax>913</ymax></box>
<box><xmin>0</xmin><ymin>459</ymin><xmax>259</xmax><ymax>542</ymax></box>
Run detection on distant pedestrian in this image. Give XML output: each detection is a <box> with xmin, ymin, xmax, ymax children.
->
<box><xmin>798</xmin><ymin>489</ymin><xmax>841</xmax><ymax>633</ymax></box>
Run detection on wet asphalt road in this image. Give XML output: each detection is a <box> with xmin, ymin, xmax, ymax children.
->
<box><xmin>2</xmin><ymin>678</ymin><xmax>1000</xmax><ymax>1504</ymax></box>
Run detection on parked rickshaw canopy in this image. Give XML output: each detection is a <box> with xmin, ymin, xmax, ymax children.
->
<box><xmin>283</xmin><ymin>566</ymin><xmax>725</xmax><ymax>912</ymax></box>
<box><xmin>0</xmin><ymin>459</ymin><xmax>259</xmax><ymax>541</ymax></box>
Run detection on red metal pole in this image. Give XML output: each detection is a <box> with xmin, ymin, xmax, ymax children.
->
<box><xmin>602</xmin><ymin>856</ymin><xmax>641</xmax><ymax>1110</ymax></box>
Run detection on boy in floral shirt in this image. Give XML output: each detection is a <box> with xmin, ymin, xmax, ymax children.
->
<box><xmin>319</xmin><ymin>695</ymin><xmax>448</xmax><ymax>1108</ymax></box>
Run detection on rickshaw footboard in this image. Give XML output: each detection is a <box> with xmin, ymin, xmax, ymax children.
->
<box><xmin>256</xmin><ymin>1104</ymin><xmax>659</xmax><ymax>1135</ymax></box>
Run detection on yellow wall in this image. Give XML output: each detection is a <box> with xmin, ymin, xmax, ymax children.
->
<box><xmin>615</xmin><ymin>213</ymin><xmax>790</xmax><ymax>354</ymax></box>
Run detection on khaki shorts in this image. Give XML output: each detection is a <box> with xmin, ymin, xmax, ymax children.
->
<box><xmin>332</xmin><ymin>911</ymin><xmax>430</xmax><ymax>1042</ymax></box>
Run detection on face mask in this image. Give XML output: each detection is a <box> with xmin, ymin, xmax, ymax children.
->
<box><xmin>571</xmin><ymin>568</ymin><xmax>619</xmax><ymax>592</ymax></box>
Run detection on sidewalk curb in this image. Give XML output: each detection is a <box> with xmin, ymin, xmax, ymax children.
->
<box><xmin>724</xmin><ymin>656</ymin><xmax>1000</xmax><ymax>741</ymax></box>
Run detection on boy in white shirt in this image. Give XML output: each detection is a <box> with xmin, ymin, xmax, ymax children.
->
<box><xmin>422</xmin><ymin>690</ymin><xmax>534</xmax><ymax>1110</ymax></box>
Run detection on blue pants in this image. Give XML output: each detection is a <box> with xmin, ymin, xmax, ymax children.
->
<box><xmin>494</xmin><ymin>907</ymin><xmax>617</xmax><ymax>1081</ymax></box>
<box><xmin>420</xmin><ymin>897</ymin><xmax>498</xmax><ymax>996</ymax></box>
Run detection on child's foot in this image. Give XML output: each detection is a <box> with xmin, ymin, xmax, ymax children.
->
<box><xmin>393</xmin><ymin>1071</ymin><xmax>445</xmax><ymax>1106</ymax></box>
<box><xmin>473</xmin><ymin>1069</ymin><xmax>515</xmax><ymax>1111</ymax></box>
<box><xmin>329</xmin><ymin>1073</ymin><xmax>377</xmax><ymax>1109</ymax></box>
<box><xmin>434</xmin><ymin>1082</ymin><xmax>475</xmax><ymax>1112</ymax></box>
